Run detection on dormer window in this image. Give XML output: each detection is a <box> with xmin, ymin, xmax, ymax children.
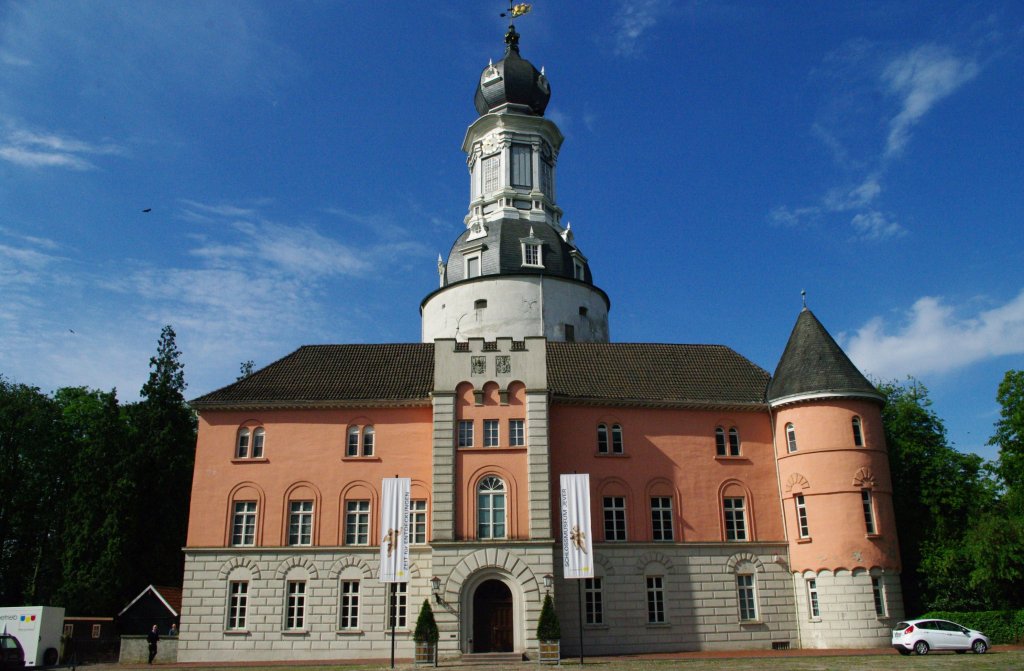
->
<box><xmin>573</xmin><ymin>260</ymin><xmax>585</xmax><ymax>281</ymax></box>
<box><xmin>520</xmin><ymin>228</ymin><xmax>544</xmax><ymax>268</ymax></box>
<box><xmin>466</xmin><ymin>255</ymin><xmax>481</xmax><ymax>278</ymax></box>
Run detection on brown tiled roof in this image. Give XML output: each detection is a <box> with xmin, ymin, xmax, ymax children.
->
<box><xmin>153</xmin><ymin>586</ymin><xmax>182</xmax><ymax>615</ymax></box>
<box><xmin>547</xmin><ymin>343</ymin><xmax>770</xmax><ymax>407</ymax></box>
<box><xmin>191</xmin><ymin>344</ymin><xmax>434</xmax><ymax>408</ymax></box>
<box><xmin>767</xmin><ymin>309</ymin><xmax>881</xmax><ymax>403</ymax></box>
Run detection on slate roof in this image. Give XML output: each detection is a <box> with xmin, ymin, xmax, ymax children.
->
<box><xmin>547</xmin><ymin>343</ymin><xmax>770</xmax><ymax>407</ymax></box>
<box><xmin>767</xmin><ymin>308</ymin><xmax>880</xmax><ymax>404</ymax></box>
<box><xmin>190</xmin><ymin>344</ymin><xmax>435</xmax><ymax>409</ymax></box>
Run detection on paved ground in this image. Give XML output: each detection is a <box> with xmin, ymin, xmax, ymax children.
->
<box><xmin>86</xmin><ymin>644</ymin><xmax>1024</xmax><ymax>670</ymax></box>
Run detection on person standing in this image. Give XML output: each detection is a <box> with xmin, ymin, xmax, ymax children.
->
<box><xmin>167</xmin><ymin>623</ymin><xmax>178</xmax><ymax>637</ymax></box>
<box><xmin>147</xmin><ymin>625</ymin><xmax>160</xmax><ymax>664</ymax></box>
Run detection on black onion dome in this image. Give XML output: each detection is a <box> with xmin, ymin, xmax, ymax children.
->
<box><xmin>474</xmin><ymin>24</ymin><xmax>551</xmax><ymax>116</ymax></box>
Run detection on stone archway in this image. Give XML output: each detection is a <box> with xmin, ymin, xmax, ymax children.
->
<box><xmin>472</xmin><ymin>579</ymin><xmax>513</xmax><ymax>652</ymax></box>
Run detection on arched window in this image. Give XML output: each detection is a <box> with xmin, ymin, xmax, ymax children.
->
<box><xmin>252</xmin><ymin>427</ymin><xmax>265</xmax><ymax>458</ymax></box>
<box><xmin>477</xmin><ymin>476</ymin><xmax>506</xmax><ymax>539</ymax></box>
<box><xmin>728</xmin><ymin>427</ymin><xmax>740</xmax><ymax>456</ymax></box>
<box><xmin>715</xmin><ymin>427</ymin><xmax>726</xmax><ymax>456</ymax></box>
<box><xmin>597</xmin><ymin>424</ymin><xmax>608</xmax><ymax>453</ymax></box>
<box><xmin>362</xmin><ymin>426</ymin><xmax>375</xmax><ymax>456</ymax></box>
<box><xmin>786</xmin><ymin>423</ymin><xmax>798</xmax><ymax>453</ymax></box>
<box><xmin>346</xmin><ymin>426</ymin><xmax>360</xmax><ymax>457</ymax></box>
<box><xmin>852</xmin><ymin>416</ymin><xmax>864</xmax><ymax>447</ymax></box>
<box><xmin>236</xmin><ymin>428</ymin><xmax>250</xmax><ymax>459</ymax></box>
<box><xmin>611</xmin><ymin>424</ymin><xmax>624</xmax><ymax>453</ymax></box>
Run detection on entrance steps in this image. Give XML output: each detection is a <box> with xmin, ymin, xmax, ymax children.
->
<box><xmin>452</xmin><ymin>651</ymin><xmax>526</xmax><ymax>666</ymax></box>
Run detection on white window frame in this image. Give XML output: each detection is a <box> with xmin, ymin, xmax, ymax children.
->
<box><xmin>483</xmin><ymin>419</ymin><xmax>500</xmax><ymax>447</ymax></box>
<box><xmin>477</xmin><ymin>476</ymin><xmax>507</xmax><ymax>539</ymax></box>
<box><xmin>345</xmin><ymin>500</ymin><xmax>370</xmax><ymax>545</ymax></box>
<box><xmin>465</xmin><ymin>253</ymin><xmax>482</xmax><ymax>279</ymax></box>
<box><xmin>715</xmin><ymin>427</ymin><xmax>726</xmax><ymax>456</ymax></box>
<box><xmin>724</xmin><ymin>497</ymin><xmax>747</xmax><ymax>541</ymax></box>
<box><xmin>736</xmin><ymin>573</ymin><xmax>758</xmax><ymax>621</ymax></box>
<box><xmin>236</xmin><ymin>428</ymin><xmax>250</xmax><ymax>458</ymax></box>
<box><xmin>482</xmin><ymin>154</ymin><xmax>500</xmax><ymax>195</ymax></box>
<box><xmin>362</xmin><ymin>426</ymin><xmax>374</xmax><ymax>456</ymax></box>
<box><xmin>339</xmin><ymin>580</ymin><xmax>360</xmax><ymax>630</ymax></box>
<box><xmin>795</xmin><ymin>494</ymin><xmax>810</xmax><ymax>539</ymax></box>
<box><xmin>288</xmin><ymin>500</ymin><xmax>314</xmax><ymax>546</ymax></box>
<box><xmin>285</xmin><ymin>580</ymin><xmax>306</xmax><ymax>630</ymax></box>
<box><xmin>728</xmin><ymin>427</ymin><xmax>740</xmax><ymax>456</ymax></box>
<box><xmin>227</xmin><ymin>580</ymin><xmax>248</xmax><ymax>630</ymax></box>
<box><xmin>510</xmin><ymin>142</ymin><xmax>533</xmax><ymax>189</ymax></box>
<box><xmin>603</xmin><ymin>496</ymin><xmax>627</xmax><ymax>541</ymax></box>
<box><xmin>509</xmin><ymin>418</ymin><xmax>525</xmax><ymax>446</ymax></box>
<box><xmin>651</xmin><ymin>496</ymin><xmax>674</xmax><ymax>541</ymax></box>
<box><xmin>852</xmin><ymin>416</ymin><xmax>864</xmax><ymax>447</ymax></box>
<box><xmin>410</xmin><ymin>499</ymin><xmax>427</xmax><ymax>545</ymax></box>
<box><xmin>232</xmin><ymin>501</ymin><xmax>257</xmax><ymax>547</ymax></box>
<box><xmin>251</xmin><ymin>427</ymin><xmax>265</xmax><ymax>458</ymax></box>
<box><xmin>807</xmin><ymin>578</ymin><xmax>820</xmax><ymax>619</ymax></box>
<box><xmin>346</xmin><ymin>426</ymin><xmax>360</xmax><ymax>457</ymax></box>
<box><xmin>610</xmin><ymin>424</ymin><xmax>624</xmax><ymax>453</ymax></box>
<box><xmin>872</xmin><ymin>576</ymin><xmax>886</xmax><ymax>616</ymax></box>
<box><xmin>861</xmin><ymin>489</ymin><xmax>877</xmax><ymax>535</ymax></box>
<box><xmin>458</xmin><ymin>419</ymin><xmax>474</xmax><ymax>448</ymax></box>
<box><xmin>386</xmin><ymin>582</ymin><xmax>408</xmax><ymax>629</ymax></box>
<box><xmin>786</xmin><ymin>423</ymin><xmax>798</xmax><ymax>452</ymax></box>
<box><xmin>584</xmin><ymin>577</ymin><xmax>603</xmax><ymax>625</ymax></box>
<box><xmin>646</xmin><ymin>576</ymin><xmax>666</xmax><ymax>624</ymax></box>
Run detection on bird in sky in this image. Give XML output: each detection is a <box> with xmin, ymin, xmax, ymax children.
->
<box><xmin>142</xmin><ymin>208</ymin><xmax>152</xmax><ymax>213</ymax></box>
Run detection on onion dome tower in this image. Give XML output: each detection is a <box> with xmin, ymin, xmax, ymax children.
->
<box><xmin>768</xmin><ymin>306</ymin><xmax>903</xmax><ymax>648</ymax></box>
<box><xmin>420</xmin><ymin>22</ymin><xmax>610</xmax><ymax>343</ymax></box>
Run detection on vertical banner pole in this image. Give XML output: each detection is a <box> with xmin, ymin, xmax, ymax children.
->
<box><xmin>559</xmin><ymin>473</ymin><xmax>593</xmax><ymax>667</ymax></box>
<box><xmin>577</xmin><ymin>577</ymin><xmax>584</xmax><ymax>664</ymax></box>
<box><xmin>390</xmin><ymin>582</ymin><xmax>397</xmax><ymax>669</ymax></box>
<box><xmin>380</xmin><ymin>476</ymin><xmax>410</xmax><ymax>670</ymax></box>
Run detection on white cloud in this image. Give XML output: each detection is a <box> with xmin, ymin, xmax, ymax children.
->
<box><xmin>850</xmin><ymin>210</ymin><xmax>906</xmax><ymax>240</ymax></box>
<box><xmin>882</xmin><ymin>45</ymin><xmax>979</xmax><ymax>157</ymax></box>
<box><xmin>844</xmin><ymin>290</ymin><xmax>1024</xmax><ymax>379</ymax></box>
<box><xmin>0</xmin><ymin>122</ymin><xmax>125</xmax><ymax>170</ymax></box>
<box><xmin>612</xmin><ymin>0</ymin><xmax>669</xmax><ymax>57</ymax></box>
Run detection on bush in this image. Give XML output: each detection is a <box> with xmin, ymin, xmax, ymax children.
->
<box><xmin>536</xmin><ymin>593</ymin><xmax>561</xmax><ymax>641</ymax></box>
<box><xmin>413</xmin><ymin>600</ymin><xmax>439</xmax><ymax>644</ymax></box>
<box><xmin>921</xmin><ymin>610</ymin><xmax>1024</xmax><ymax>645</ymax></box>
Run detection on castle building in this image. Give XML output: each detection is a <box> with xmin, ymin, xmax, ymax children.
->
<box><xmin>178</xmin><ymin>22</ymin><xmax>903</xmax><ymax>662</ymax></box>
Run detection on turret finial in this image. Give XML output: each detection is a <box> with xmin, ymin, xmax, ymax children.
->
<box><xmin>801</xmin><ymin>289</ymin><xmax>807</xmax><ymax>310</ymax></box>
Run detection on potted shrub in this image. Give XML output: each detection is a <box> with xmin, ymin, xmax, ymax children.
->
<box><xmin>536</xmin><ymin>593</ymin><xmax>561</xmax><ymax>664</ymax></box>
<box><xmin>413</xmin><ymin>599</ymin><xmax>439</xmax><ymax>666</ymax></box>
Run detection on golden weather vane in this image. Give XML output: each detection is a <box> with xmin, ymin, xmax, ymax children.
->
<box><xmin>500</xmin><ymin>2</ymin><xmax>532</xmax><ymax>19</ymax></box>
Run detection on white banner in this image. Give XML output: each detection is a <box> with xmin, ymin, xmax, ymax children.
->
<box><xmin>379</xmin><ymin>477</ymin><xmax>411</xmax><ymax>583</ymax></box>
<box><xmin>560</xmin><ymin>473</ymin><xmax>593</xmax><ymax>579</ymax></box>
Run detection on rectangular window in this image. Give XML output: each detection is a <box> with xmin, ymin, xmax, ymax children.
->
<box><xmin>724</xmin><ymin>497</ymin><xmax>747</xmax><ymax>541</ymax></box>
<box><xmin>286</xmin><ymin>581</ymin><xmax>306</xmax><ymax>630</ymax></box>
<box><xmin>227</xmin><ymin>581</ymin><xmax>248</xmax><ymax>630</ymax></box>
<box><xmin>345</xmin><ymin>500</ymin><xmax>370</xmax><ymax>545</ymax></box>
<box><xmin>339</xmin><ymin>580</ymin><xmax>360</xmax><ymax>630</ymax></box>
<box><xmin>646</xmin><ymin>576</ymin><xmax>665</xmax><ymax>624</ymax></box>
<box><xmin>573</xmin><ymin>260</ymin><xmax>584</xmax><ymax>281</ymax></box>
<box><xmin>584</xmin><ymin>578</ymin><xmax>603</xmax><ymax>625</ymax></box>
<box><xmin>597</xmin><ymin>424</ymin><xmax>609</xmax><ymax>453</ymax></box>
<box><xmin>509</xmin><ymin>419</ymin><xmax>525</xmax><ymax>446</ymax></box>
<box><xmin>458</xmin><ymin>420</ymin><xmax>474</xmax><ymax>448</ymax></box>
<box><xmin>236</xmin><ymin>429</ymin><xmax>249</xmax><ymax>458</ymax></box>
<box><xmin>603</xmin><ymin>496</ymin><xmax>627</xmax><ymax>541</ymax></box>
<box><xmin>737</xmin><ymin>574</ymin><xmax>757</xmax><ymax>621</ymax></box>
<box><xmin>232</xmin><ymin>501</ymin><xmax>257</xmax><ymax>546</ymax></box>
<box><xmin>786</xmin><ymin>423</ymin><xmax>798</xmax><ymax>452</ymax></box>
<box><xmin>795</xmin><ymin>494</ymin><xmax>809</xmax><ymax>539</ymax></box>
<box><xmin>611</xmin><ymin>424</ymin><xmax>623</xmax><ymax>453</ymax></box>
<box><xmin>510</xmin><ymin>143</ymin><xmax>532</xmax><ymax>188</ymax></box>
<box><xmin>564</xmin><ymin>324</ymin><xmax>575</xmax><ymax>342</ymax></box>
<box><xmin>523</xmin><ymin>243</ymin><xmax>541</xmax><ymax>266</ymax></box>
<box><xmin>651</xmin><ymin>497</ymin><xmax>674</xmax><ymax>541</ymax></box>
<box><xmin>347</xmin><ymin>428</ymin><xmax>360</xmax><ymax>457</ymax></box>
<box><xmin>852</xmin><ymin>417</ymin><xmax>864</xmax><ymax>446</ymax></box>
<box><xmin>807</xmin><ymin>578</ymin><xmax>820</xmax><ymax>619</ymax></box>
<box><xmin>484</xmin><ymin>419</ymin><xmax>500</xmax><ymax>447</ymax></box>
<box><xmin>387</xmin><ymin>582</ymin><xmax>407</xmax><ymax>629</ymax></box>
<box><xmin>91</xmin><ymin>624</ymin><xmax>101</xmax><ymax>639</ymax></box>
<box><xmin>252</xmin><ymin>428</ymin><xmax>265</xmax><ymax>458</ymax></box>
<box><xmin>872</xmin><ymin>577</ymin><xmax>886</xmax><ymax>616</ymax></box>
<box><xmin>482</xmin><ymin>155</ymin><xmax>500</xmax><ymax>194</ymax></box>
<box><xmin>362</xmin><ymin>427</ymin><xmax>374</xmax><ymax>456</ymax></box>
<box><xmin>540</xmin><ymin>158</ymin><xmax>553</xmax><ymax>195</ymax></box>
<box><xmin>861</xmin><ymin>489</ymin><xmax>876</xmax><ymax>534</ymax></box>
<box><xmin>288</xmin><ymin>500</ymin><xmax>314</xmax><ymax>546</ymax></box>
<box><xmin>715</xmin><ymin>428</ymin><xmax>726</xmax><ymax>456</ymax></box>
<box><xmin>466</xmin><ymin>255</ymin><xmax>481</xmax><ymax>279</ymax></box>
<box><xmin>728</xmin><ymin>428</ymin><xmax>740</xmax><ymax>456</ymax></box>
<box><xmin>411</xmin><ymin>499</ymin><xmax>427</xmax><ymax>545</ymax></box>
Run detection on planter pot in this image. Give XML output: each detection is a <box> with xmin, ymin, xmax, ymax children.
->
<box><xmin>538</xmin><ymin>640</ymin><xmax>560</xmax><ymax>664</ymax></box>
<box><xmin>414</xmin><ymin>641</ymin><xmax>437</xmax><ymax>666</ymax></box>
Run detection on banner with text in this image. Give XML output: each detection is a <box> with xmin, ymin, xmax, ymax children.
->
<box><xmin>379</xmin><ymin>477</ymin><xmax>411</xmax><ymax>583</ymax></box>
<box><xmin>560</xmin><ymin>473</ymin><xmax>593</xmax><ymax>579</ymax></box>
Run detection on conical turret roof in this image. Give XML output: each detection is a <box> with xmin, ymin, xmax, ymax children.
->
<box><xmin>767</xmin><ymin>308</ymin><xmax>881</xmax><ymax>405</ymax></box>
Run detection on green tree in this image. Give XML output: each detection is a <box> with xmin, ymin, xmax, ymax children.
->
<box><xmin>126</xmin><ymin>325</ymin><xmax>198</xmax><ymax>591</ymax></box>
<box><xmin>0</xmin><ymin>379</ymin><xmax>65</xmax><ymax>605</ymax></box>
<box><xmin>880</xmin><ymin>378</ymin><xmax>993</xmax><ymax>612</ymax></box>
<box><xmin>536</xmin><ymin>593</ymin><xmax>560</xmax><ymax>641</ymax></box>
<box><xmin>54</xmin><ymin>386</ymin><xmax>135</xmax><ymax>613</ymax></box>
<box><xmin>991</xmin><ymin>370</ymin><xmax>1024</xmax><ymax>507</ymax></box>
<box><xmin>413</xmin><ymin>599</ymin><xmax>439</xmax><ymax>644</ymax></box>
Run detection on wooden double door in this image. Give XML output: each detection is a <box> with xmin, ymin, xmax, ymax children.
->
<box><xmin>472</xmin><ymin>579</ymin><xmax>513</xmax><ymax>652</ymax></box>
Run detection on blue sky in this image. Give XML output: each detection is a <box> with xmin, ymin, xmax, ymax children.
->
<box><xmin>1</xmin><ymin>1</ymin><xmax>1021</xmax><ymax>461</ymax></box>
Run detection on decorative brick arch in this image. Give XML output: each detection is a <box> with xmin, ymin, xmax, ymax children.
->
<box><xmin>853</xmin><ymin>467</ymin><xmax>876</xmax><ymax>488</ymax></box>
<box><xmin>726</xmin><ymin>552</ymin><xmax>765</xmax><ymax>573</ymax></box>
<box><xmin>785</xmin><ymin>473</ymin><xmax>810</xmax><ymax>493</ymax></box>
<box><xmin>327</xmin><ymin>555</ymin><xmax>372</xmax><ymax>579</ymax></box>
<box><xmin>635</xmin><ymin>551</ymin><xmax>675</xmax><ymax>573</ymax></box>
<box><xmin>274</xmin><ymin>557</ymin><xmax>319</xmax><ymax>580</ymax></box>
<box><xmin>218</xmin><ymin>556</ymin><xmax>261</xmax><ymax>580</ymax></box>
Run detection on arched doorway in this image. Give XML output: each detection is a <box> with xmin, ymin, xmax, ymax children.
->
<box><xmin>472</xmin><ymin>579</ymin><xmax>513</xmax><ymax>652</ymax></box>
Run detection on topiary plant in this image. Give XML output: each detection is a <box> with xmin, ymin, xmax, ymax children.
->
<box><xmin>414</xmin><ymin>599</ymin><xmax>440</xmax><ymax>644</ymax></box>
<box><xmin>536</xmin><ymin>593</ymin><xmax>561</xmax><ymax>641</ymax></box>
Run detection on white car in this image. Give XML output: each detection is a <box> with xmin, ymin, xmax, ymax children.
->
<box><xmin>892</xmin><ymin>618</ymin><xmax>990</xmax><ymax>655</ymax></box>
